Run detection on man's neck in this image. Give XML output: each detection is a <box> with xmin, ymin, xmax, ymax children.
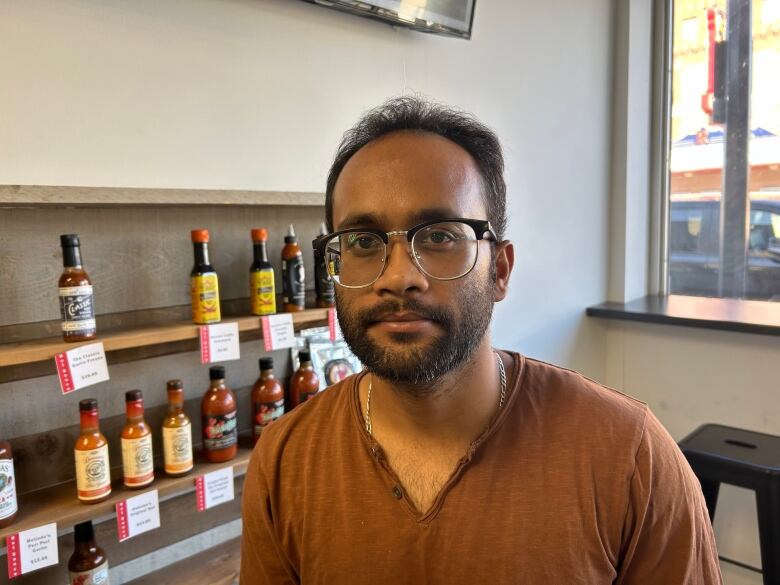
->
<box><xmin>359</xmin><ymin>339</ymin><xmax>503</xmax><ymax>447</ymax></box>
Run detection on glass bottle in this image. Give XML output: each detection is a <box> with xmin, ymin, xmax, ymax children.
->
<box><xmin>201</xmin><ymin>366</ymin><xmax>238</xmax><ymax>462</ymax></box>
<box><xmin>0</xmin><ymin>440</ymin><xmax>18</xmax><ymax>528</ymax></box>
<box><xmin>314</xmin><ymin>222</ymin><xmax>335</xmax><ymax>308</ymax></box>
<box><xmin>250</xmin><ymin>228</ymin><xmax>277</xmax><ymax>316</ymax></box>
<box><xmin>121</xmin><ymin>390</ymin><xmax>154</xmax><ymax>489</ymax></box>
<box><xmin>68</xmin><ymin>520</ymin><xmax>110</xmax><ymax>585</ymax></box>
<box><xmin>190</xmin><ymin>229</ymin><xmax>221</xmax><ymax>324</ymax></box>
<box><xmin>162</xmin><ymin>380</ymin><xmax>194</xmax><ymax>477</ymax></box>
<box><xmin>251</xmin><ymin>357</ymin><xmax>285</xmax><ymax>445</ymax></box>
<box><xmin>291</xmin><ymin>350</ymin><xmax>320</xmax><ymax>408</ymax></box>
<box><xmin>75</xmin><ymin>399</ymin><xmax>111</xmax><ymax>504</ymax></box>
<box><xmin>281</xmin><ymin>224</ymin><xmax>306</xmax><ymax>312</ymax></box>
<box><xmin>59</xmin><ymin>234</ymin><xmax>97</xmax><ymax>342</ymax></box>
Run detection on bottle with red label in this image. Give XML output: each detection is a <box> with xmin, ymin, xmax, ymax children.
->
<box><xmin>0</xmin><ymin>440</ymin><xmax>18</xmax><ymax>528</ymax></box>
<box><xmin>202</xmin><ymin>366</ymin><xmax>238</xmax><ymax>462</ymax></box>
<box><xmin>68</xmin><ymin>520</ymin><xmax>109</xmax><ymax>585</ymax></box>
<box><xmin>74</xmin><ymin>399</ymin><xmax>111</xmax><ymax>504</ymax></box>
<box><xmin>121</xmin><ymin>390</ymin><xmax>154</xmax><ymax>489</ymax></box>
<box><xmin>252</xmin><ymin>357</ymin><xmax>285</xmax><ymax>444</ymax></box>
<box><xmin>291</xmin><ymin>350</ymin><xmax>320</xmax><ymax>408</ymax></box>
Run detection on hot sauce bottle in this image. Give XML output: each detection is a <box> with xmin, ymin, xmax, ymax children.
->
<box><xmin>59</xmin><ymin>234</ymin><xmax>97</xmax><ymax>342</ymax></box>
<box><xmin>191</xmin><ymin>229</ymin><xmax>221</xmax><ymax>324</ymax></box>
<box><xmin>201</xmin><ymin>366</ymin><xmax>238</xmax><ymax>462</ymax></box>
<box><xmin>314</xmin><ymin>222</ymin><xmax>335</xmax><ymax>308</ymax></box>
<box><xmin>121</xmin><ymin>390</ymin><xmax>154</xmax><ymax>489</ymax></box>
<box><xmin>162</xmin><ymin>380</ymin><xmax>194</xmax><ymax>477</ymax></box>
<box><xmin>75</xmin><ymin>399</ymin><xmax>111</xmax><ymax>504</ymax></box>
<box><xmin>291</xmin><ymin>350</ymin><xmax>320</xmax><ymax>408</ymax></box>
<box><xmin>0</xmin><ymin>440</ymin><xmax>18</xmax><ymax>528</ymax></box>
<box><xmin>251</xmin><ymin>357</ymin><xmax>285</xmax><ymax>445</ymax></box>
<box><xmin>68</xmin><ymin>520</ymin><xmax>110</xmax><ymax>585</ymax></box>
<box><xmin>250</xmin><ymin>228</ymin><xmax>277</xmax><ymax>316</ymax></box>
<box><xmin>281</xmin><ymin>224</ymin><xmax>306</xmax><ymax>312</ymax></box>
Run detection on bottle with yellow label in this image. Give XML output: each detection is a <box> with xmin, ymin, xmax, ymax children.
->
<box><xmin>75</xmin><ymin>399</ymin><xmax>111</xmax><ymax>504</ymax></box>
<box><xmin>250</xmin><ymin>228</ymin><xmax>276</xmax><ymax>316</ymax></box>
<box><xmin>162</xmin><ymin>380</ymin><xmax>193</xmax><ymax>477</ymax></box>
<box><xmin>191</xmin><ymin>229</ymin><xmax>221</xmax><ymax>324</ymax></box>
<box><xmin>121</xmin><ymin>390</ymin><xmax>154</xmax><ymax>489</ymax></box>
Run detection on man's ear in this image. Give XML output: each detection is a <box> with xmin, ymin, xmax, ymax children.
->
<box><xmin>493</xmin><ymin>241</ymin><xmax>514</xmax><ymax>302</ymax></box>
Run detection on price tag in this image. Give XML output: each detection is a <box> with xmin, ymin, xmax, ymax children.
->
<box><xmin>116</xmin><ymin>489</ymin><xmax>161</xmax><ymax>542</ymax></box>
<box><xmin>261</xmin><ymin>314</ymin><xmax>295</xmax><ymax>351</ymax></box>
<box><xmin>327</xmin><ymin>308</ymin><xmax>343</xmax><ymax>342</ymax></box>
<box><xmin>6</xmin><ymin>523</ymin><xmax>58</xmax><ymax>579</ymax></box>
<box><xmin>199</xmin><ymin>322</ymin><xmax>241</xmax><ymax>364</ymax></box>
<box><xmin>54</xmin><ymin>342</ymin><xmax>110</xmax><ymax>395</ymax></box>
<box><xmin>195</xmin><ymin>466</ymin><xmax>235</xmax><ymax>511</ymax></box>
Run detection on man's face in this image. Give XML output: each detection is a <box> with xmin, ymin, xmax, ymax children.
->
<box><xmin>331</xmin><ymin>131</ymin><xmax>498</xmax><ymax>388</ymax></box>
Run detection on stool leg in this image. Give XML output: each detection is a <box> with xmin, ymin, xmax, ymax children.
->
<box><xmin>756</xmin><ymin>483</ymin><xmax>780</xmax><ymax>585</ymax></box>
<box><xmin>699</xmin><ymin>479</ymin><xmax>720</xmax><ymax>523</ymax></box>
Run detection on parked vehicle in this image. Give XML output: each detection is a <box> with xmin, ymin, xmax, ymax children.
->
<box><xmin>669</xmin><ymin>196</ymin><xmax>780</xmax><ymax>301</ymax></box>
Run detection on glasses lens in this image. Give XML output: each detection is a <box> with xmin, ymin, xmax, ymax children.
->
<box><xmin>412</xmin><ymin>222</ymin><xmax>479</xmax><ymax>279</ymax></box>
<box><xmin>325</xmin><ymin>232</ymin><xmax>385</xmax><ymax>287</ymax></box>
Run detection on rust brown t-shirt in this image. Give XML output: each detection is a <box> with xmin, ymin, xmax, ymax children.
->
<box><xmin>240</xmin><ymin>352</ymin><xmax>722</xmax><ymax>584</ymax></box>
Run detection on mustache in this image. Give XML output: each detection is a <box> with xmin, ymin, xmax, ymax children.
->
<box><xmin>356</xmin><ymin>299</ymin><xmax>452</xmax><ymax>326</ymax></box>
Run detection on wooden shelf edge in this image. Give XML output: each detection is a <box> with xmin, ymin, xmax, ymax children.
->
<box><xmin>0</xmin><ymin>185</ymin><xmax>325</xmax><ymax>207</ymax></box>
<box><xmin>0</xmin><ymin>446</ymin><xmax>253</xmax><ymax>545</ymax></box>
<box><xmin>0</xmin><ymin>308</ymin><xmax>331</xmax><ymax>368</ymax></box>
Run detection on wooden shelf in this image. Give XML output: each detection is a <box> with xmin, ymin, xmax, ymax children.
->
<box><xmin>0</xmin><ymin>446</ymin><xmax>253</xmax><ymax>545</ymax></box>
<box><xmin>0</xmin><ymin>184</ymin><xmax>325</xmax><ymax>207</ymax></box>
<box><xmin>127</xmin><ymin>537</ymin><xmax>240</xmax><ymax>585</ymax></box>
<box><xmin>0</xmin><ymin>308</ymin><xmax>330</xmax><ymax>368</ymax></box>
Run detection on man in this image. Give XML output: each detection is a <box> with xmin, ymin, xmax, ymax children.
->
<box><xmin>241</xmin><ymin>96</ymin><xmax>722</xmax><ymax>584</ymax></box>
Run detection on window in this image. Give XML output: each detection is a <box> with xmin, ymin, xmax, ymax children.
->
<box><xmin>666</xmin><ymin>0</ymin><xmax>780</xmax><ymax>302</ymax></box>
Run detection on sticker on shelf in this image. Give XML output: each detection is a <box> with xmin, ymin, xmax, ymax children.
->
<box><xmin>261</xmin><ymin>314</ymin><xmax>295</xmax><ymax>351</ymax></box>
<box><xmin>116</xmin><ymin>489</ymin><xmax>161</xmax><ymax>542</ymax></box>
<box><xmin>199</xmin><ymin>322</ymin><xmax>240</xmax><ymax>364</ymax></box>
<box><xmin>54</xmin><ymin>342</ymin><xmax>110</xmax><ymax>395</ymax></box>
<box><xmin>6</xmin><ymin>522</ymin><xmax>59</xmax><ymax>579</ymax></box>
<box><xmin>327</xmin><ymin>308</ymin><xmax>343</xmax><ymax>342</ymax></box>
<box><xmin>195</xmin><ymin>466</ymin><xmax>235</xmax><ymax>512</ymax></box>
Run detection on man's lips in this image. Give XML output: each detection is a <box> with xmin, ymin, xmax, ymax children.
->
<box><xmin>369</xmin><ymin>312</ymin><xmax>437</xmax><ymax>333</ymax></box>
<box><xmin>376</xmin><ymin>312</ymin><xmax>429</xmax><ymax>322</ymax></box>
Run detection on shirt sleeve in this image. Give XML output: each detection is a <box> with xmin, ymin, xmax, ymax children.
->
<box><xmin>615</xmin><ymin>410</ymin><xmax>723</xmax><ymax>585</ymax></box>
<box><xmin>240</xmin><ymin>444</ymin><xmax>298</xmax><ymax>585</ymax></box>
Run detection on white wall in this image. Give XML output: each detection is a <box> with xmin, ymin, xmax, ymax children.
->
<box><xmin>0</xmin><ymin>0</ymin><xmax>613</xmax><ymax>379</ymax></box>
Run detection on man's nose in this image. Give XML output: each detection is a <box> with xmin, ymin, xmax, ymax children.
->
<box><xmin>371</xmin><ymin>238</ymin><xmax>429</xmax><ymax>296</ymax></box>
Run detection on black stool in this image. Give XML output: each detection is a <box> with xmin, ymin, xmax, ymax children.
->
<box><xmin>679</xmin><ymin>424</ymin><xmax>780</xmax><ymax>585</ymax></box>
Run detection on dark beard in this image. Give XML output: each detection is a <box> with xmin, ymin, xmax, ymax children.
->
<box><xmin>335</xmin><ymin>276</ymin><xmax>494</xmax><ymax>390</ymax></box>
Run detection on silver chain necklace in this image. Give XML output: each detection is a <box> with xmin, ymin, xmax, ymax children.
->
<box><xmin>364</xmin><ymin>350</ymin><xmax>507</xmax><ymax>436</ymax></box>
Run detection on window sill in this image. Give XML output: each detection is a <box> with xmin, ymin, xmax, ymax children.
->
<box><xmin>586</xmin><ymin>295</ymin><xmax>780</xmax><ymax>337</ymax></box>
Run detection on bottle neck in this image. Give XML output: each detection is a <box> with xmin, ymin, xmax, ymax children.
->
<box><xmin>79</xmin><ymin>410</ymin><xmax>100</xmax><ymax>432</ymax></box>
<box><xmin>253</xmin><ymin>241</ymin><xmax>269</xmax><ymax>263</ymax></box>
<box><xmin>299</xmin><ymin>361</ymin><xmax>312</xmax><ymax>370</ymax></box>
<box><xmin>260</xmin><ymin>369</ymin><xmax>275</xmax><ymax>380</ymax></box>
<box><xmin>209</xmin><ymin>378</ymin><xmax>225</xmax><ymax>390</ymax></box>
<box><xmin>62</xmin><ymin>246</ymin><xmax>83</xmax><ymax>268</ymax></box>
<box><xmin>193</xmin><ymin>242</ymin><xmax>210</xmax><ymax>266</ymax></box>
<box><xmin>125</xmin><ymin>400</ymin><xmax>145</xmax><ymax>422</ymax></box>
<box><xmin>167</xmin><ymin>393</ymin><xmax>184</xmax><ymax>414</ymax></box>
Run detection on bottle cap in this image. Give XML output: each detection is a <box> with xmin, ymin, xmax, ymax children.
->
<box><xmin>209</xmin><ymin>365</ymin><xmax>226</xmax><ymax>380</ymax></box>
<box><xmin>79</xmin><ymin>398</ymin><xmax>98</xmax><ymax>412</ymax></box>
<box><xmin>259</xmin><ymin>357</ymin><xmax>274</xmax><ymax>371</ymax></box>
<box><xmin>166</xmin><ymin>379</ymin><xmax>183</xmax><ymax>390</ymax></box>
<box><xmin>299</xmin><ymin>350</ymin><xmax>311</xmax><ymax>363</ymax></box>
<box><xmin>60</xmin><ymin>234</ymin><xmax>80</xmax><ymax>247</ymax></box>
<box><xmin>251</xmin><ymin>228</ymin><xmax>268</xmax><ymax>242</ymax></box>
<box><xmin>125</xmin><ymin>389</ymin><xmax>143</xmax><ymax>402</ymax></box>
<box><xmin>284</xmin><ymin>224</ymin><xmax>297</xmax><ymax>244</ymax></box>
<box><xmin>191</xmin><ymin>229</ymin><xmax>210</xmax><ymax>243</ymax></box>
<box><xmin>73</xmin><ymin>521</ymin><xmax>95</xmax><ymax>543</ymax></box>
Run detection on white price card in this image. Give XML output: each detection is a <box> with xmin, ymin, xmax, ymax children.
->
<box><xmin>6</xmin><ymin>522</ymin><xmax>59</xmax><ymax>579</ymax></box>
<box><xmin>328</xmin><ymin>308</ymin><xmax>343</xmax><ymax>342</ymax></box>
<box><xmin>116</xmin><ymin>489</ymin><xmax>161</xmax><ymax>542</ymax></box>
<box><xmin>195</xmin><ymin>466</ymin><xmax>235</xmax><ymax>512</ymax></box>
<box><xmin>54</xmin><ymin>342</ymin><xmax>110</xmax><ymax>395</ymax></box>
<box><xmin>261</xmin><ymin>314</ymin><xmax>296</xmax><ymax>351</ymax></box>
<box><xmin>199</xmin><ymin>322</ymin><xmax>241</xmax><ymax>364</ymax></box>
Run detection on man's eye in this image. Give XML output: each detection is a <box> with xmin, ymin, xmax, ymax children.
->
<box><xmin>423</xmin><ymin>230</ymin><xmax>456</xmax><ymax>244</ymax></box>
<box><xmin>348</xmin><ymin>234</ymin><xmax>380</xmax><ymax>250</ymax></box>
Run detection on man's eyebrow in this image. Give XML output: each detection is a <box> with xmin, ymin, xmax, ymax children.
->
<box><xmin>337</xmin><ymin>212</ymin><xmax>386</xmax><ymax>230</ymax></box>
<box><xmin>410</xmin><ymin>208</ymin><xmax>460</xmax><ymax>224</ymax></box>
<box><xmin>337</xmin><ymin>207</ymin><xmax>461</xmax><ymax>231</ymax></box>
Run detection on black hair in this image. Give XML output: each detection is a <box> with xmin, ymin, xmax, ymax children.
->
<box><xmin>325</xmin><ymin>95</ymin><xmax>507</xmax><ymax>240</ymax></box>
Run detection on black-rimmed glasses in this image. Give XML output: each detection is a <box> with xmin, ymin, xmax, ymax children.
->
<box><xmin>312</xmin><ymin>218</ymin><xmax>496</xmax><ymax>288</ymax></box>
